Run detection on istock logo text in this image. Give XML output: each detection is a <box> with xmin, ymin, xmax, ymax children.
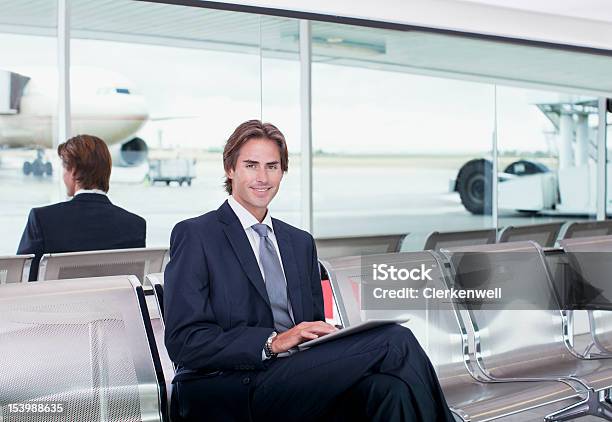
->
<box><xmin>372</xmin><ymin>264</ymin><xmax>433</xmax><ymax>281</ymax></box>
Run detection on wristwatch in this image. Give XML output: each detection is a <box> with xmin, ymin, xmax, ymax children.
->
<box><xmin>264</xmin><ymin>331</ymin><xmax>278</xmax><ymax>358</ymax></box>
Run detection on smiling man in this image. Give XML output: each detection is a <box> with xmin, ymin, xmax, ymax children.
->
<box><xmin>164</xmin><ymin>120</ymin><xmax>454</xmax><ymax>421</ymax></box>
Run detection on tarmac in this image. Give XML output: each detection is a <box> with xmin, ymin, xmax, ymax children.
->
<box><xmin>0</xmin><ymin>150</ymin><xmax>578</xmax><ymax>255</ymax></box>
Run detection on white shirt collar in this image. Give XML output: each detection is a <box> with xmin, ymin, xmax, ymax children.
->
<box><xmin>227</xmin><ymin>196</ymin><xmax>274</xmax><ymax>232</ymax></box>
<box><xmin>74</xmin><ymin>188</ymin><xmax>107</xmax><ymax>196</ymax></box>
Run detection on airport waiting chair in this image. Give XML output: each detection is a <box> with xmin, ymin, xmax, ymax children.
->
<box><xmin>146</xmin><ymin>272</ymin><xmax>166</xmax><ymax>320</ymax></box>
<box><xmin>0</xmin><ymin>275</ymin><xmax>164</xmax><ymax>421</ymax></box>
<box><xmin>498</xmin><ymin>221</ymin><xmax>564</xmax><ymax>247</ymax></box>
<box><xmin>316</xmin><ymin>262</ymin><xmax>342</xmax><ymax>326</ymax></box>
<box><xmin>144</xmin><ymin>272</ymin><xmax>175</xmax><ymax>420</ymax></box>
<box><xmin>440</xmin><ymin>241</ymin><xmax>612</xmax><ymax>421</ymax></box>
<box><xmin>559</xmin><ymin>235</ymin><xmax>612</xmax><ymax>358</ymax></box>
<box><xmin>423</xmin><ymin>228</ymin><xmax>496</xmax><ymax>251</ymax></box>
<box><xmin>0</xmin><ymin>254</ymin><xmax>33</xmax><ymax>283</ymax></box>
<box><xmin>319</xmin><ymin>252</ymin><xmax>584</xmax><ymax>421</ymax></box>
<box><xmin>560</xmin><ymin>220</ymin><xmax>612</xmax><ymax>240</ymax></box>
<box><xmin>37</xmin><ymin>247</ymin><xmax>169</xmax><ymax>284</ymax></box>
<box><xmin>315</xmin><ymin>234</ymin><xmax>407</xmax><ymax>259</ymax></box>
<box><xmin>540</xmin><ymin>245</ymin><xmax>598</xmax><ymax>358</ymax></box>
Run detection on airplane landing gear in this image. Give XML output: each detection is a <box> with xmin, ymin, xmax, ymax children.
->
<box><xmin>23</xmin><ymin>150</ymin><xmax>53</xmax><ymax>177</ymax></box>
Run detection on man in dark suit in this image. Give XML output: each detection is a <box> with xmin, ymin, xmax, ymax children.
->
<box><xmin>164</xmin><ymin>120</ymin><xmax>454</xmax><ymax>421</ymax></box>
<box><xmin>17</xmin><ymin>134</ymin><xmax>146</xmax><ymax>281</ymax></box>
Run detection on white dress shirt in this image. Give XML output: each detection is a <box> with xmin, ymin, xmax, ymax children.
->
<box><xmin>227</xmin><ymin>196</ymin><xmax>288</xmax><ymax>284</ymax></box>
<box><xmin>227</xmin><ymin>196</ymin><xmax>292</xmax><ymax>359</ymax></box>
<box><xmin>74</xmin><ymin>188</ymin><xmax>107</xmax><ymax>197</ymax></box>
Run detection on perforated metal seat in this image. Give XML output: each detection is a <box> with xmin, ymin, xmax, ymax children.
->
<box><xmin>0</xmin><ymin>276</ymin><xmax>163</xmax><ymax>421</ymax></box>
<box><xmin>0</xmin><ymin>254</ymin><xmax>33</xmax><ymax>284</ymax></box>
<box><xmin>315</xmin><ymin>234</ymin><xmax>406</xmax><ymax>259</ymax></box>
<box><xmin>441</xmin><ymin>241</ymin><xmax>612</xmax><ymax>420</ymax></box>
<box><xmin>424</xmin><ymin>229</ymin><xmax>496</xmax><ymax>251</ymax></box>
<box><xmin>320</xmin><ymin>251</ymin><xmax>583</xmax><ymax>421</ymax></box>
<box><xmin>38</xmin><ymin>247</ymin><xmax>169</xmax><ymax>284</ymax></box>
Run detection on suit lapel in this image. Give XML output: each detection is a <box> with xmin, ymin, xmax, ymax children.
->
<box><xmin>274</xmin><ymin>220</ymin><xmax>304</xmax><ymax>323</ymax></box>
<box><xmin>218</xmin><ymin>201</ymin><xmax>271</xmax><ymax>308</ymax></box>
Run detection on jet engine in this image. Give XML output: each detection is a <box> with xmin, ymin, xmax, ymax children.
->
<box><xmin>111</xmin><ymin>137</ymin><xmax>148</xmax><ymax>167</ymax></box>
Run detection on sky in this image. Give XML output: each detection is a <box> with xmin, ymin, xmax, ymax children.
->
<box><xmin>0</xmin><ymin>31</ymin><xmax>593</xmax><ymax>155</ymax></box>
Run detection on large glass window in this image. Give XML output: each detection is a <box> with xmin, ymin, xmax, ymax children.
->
<box><xmin>496</xmin><ymin>87</ymin><xmax>599</xmax><ymax>229</ymax></box>
<box><xmin>0</xmin><ymin>1</ymin><xmax>58</xmax><ymax>255</ymax></box>
<box><xmin>310</xmin><ymin>23</ymin><xmax>495</xmax><ymax>251</ymax></box>
<box><xmin>308</xmin><ymin>19</ymin><xmax>612</xmax><ymax>252</ymax></box>
<box><xmin>1</xmin><ymin>1</ymin><xmax>611</xmax><ymax>256</ymax></box>
<box><xmin>70</xmin><ymin>0</ymin><xmax>277</xmax><ymax>247</ymax></box>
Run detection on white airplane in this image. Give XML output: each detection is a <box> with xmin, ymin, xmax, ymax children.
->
<box><xmin>0</xmin><ymin>66</ymin><xmax>149</xmax><ymax>176</ymax></box>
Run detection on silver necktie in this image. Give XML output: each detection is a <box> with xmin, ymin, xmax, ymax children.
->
<box><xmin>252</xmin><ymin>223</ymin><xmax>294</xmax><ymax>332</ymax></box>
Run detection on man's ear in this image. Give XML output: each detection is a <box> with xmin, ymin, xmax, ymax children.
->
<box><xmin>69</xmin><ymin>167</ymin><xmax>78</xmax><ymax>184</ymax></box>
<box><xmin>226</xmin><ymin>168</ymin><xmax>234</xmax><ymax>179</ymax></box>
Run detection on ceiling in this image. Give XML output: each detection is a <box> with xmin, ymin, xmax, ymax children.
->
<box><xmin>461</xmin><ymin>0</ymin><xmax>612</xmax><ymax>24</ymax></box>
<box><xmin>1</xmin><ymin>0</ymin><xmax>611</xmax><ymax>96</ymax></box>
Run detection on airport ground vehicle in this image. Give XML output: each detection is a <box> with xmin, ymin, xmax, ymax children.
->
<box><xmin>452</xmin><ymin>99</ymin><xmax>611</xmax><ymax>215</ymax></box>
<box><xmin>147</xmin><ymin>158</ymin><xmax>196</xmax><ymax>186</ymax></box>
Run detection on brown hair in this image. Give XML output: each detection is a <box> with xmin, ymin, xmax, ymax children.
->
<box><xmin>223</xmin><ymin>120</ymin><xmax>288</xmax><ymax>194</ymax></box>
<box><xmin>57</xmin><ymin>134</ymin><xmax>112</xmax><ymax>192</ymax></box>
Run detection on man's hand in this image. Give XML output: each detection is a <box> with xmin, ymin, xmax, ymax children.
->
<box><xmin>271</xmin><ymin>321</ymin><xmax>338</xmax><ymax>354</ymax></box>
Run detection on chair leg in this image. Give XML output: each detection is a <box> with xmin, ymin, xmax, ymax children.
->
<box><xmin>546</xmin><ymin>388</ymin><xmax>612</xmax><ymax>422</ymax></box>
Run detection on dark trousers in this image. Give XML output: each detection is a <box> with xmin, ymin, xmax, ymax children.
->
<box><xmin>324</xmin><ymin>373</ymin><xmax>421</xmax><ymax>421</ymax></box>
<box><xmin>174</xmin><ymin>324</ymin><xmax>454</xmax><ymax>422</ymax></box>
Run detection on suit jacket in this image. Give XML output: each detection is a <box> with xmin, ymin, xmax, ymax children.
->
<box><xmin>17</xmin><ymin>193</ymin><xmax>146</xmax><ymax>281</ymax></box>
<box><xmin>164</xmin><ymin>200</ymin><xmax>324</xmax><ymax>419</ymax></box>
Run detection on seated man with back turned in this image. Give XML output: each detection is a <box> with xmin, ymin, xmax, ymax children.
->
<box><xmin>164</xmin><ymin>120</ymin><xmax>454</xmax><ymax>422</ymax></box>
<box><xmin>17</xmin><ymin>134</ymin><xmax>146</xmax><ymax>281</ymax></box>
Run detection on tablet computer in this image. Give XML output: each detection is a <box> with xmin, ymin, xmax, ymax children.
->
<box><xmin>297</xmin><ymin>317</ymin><xmax>410</xmax><ymax>351</ymax></box>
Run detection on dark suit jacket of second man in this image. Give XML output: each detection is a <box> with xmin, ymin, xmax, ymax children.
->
<box><xmin>17</xmin><ymin>192</ymin><xmax>146</xmax><ymax>281</ymax></box>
